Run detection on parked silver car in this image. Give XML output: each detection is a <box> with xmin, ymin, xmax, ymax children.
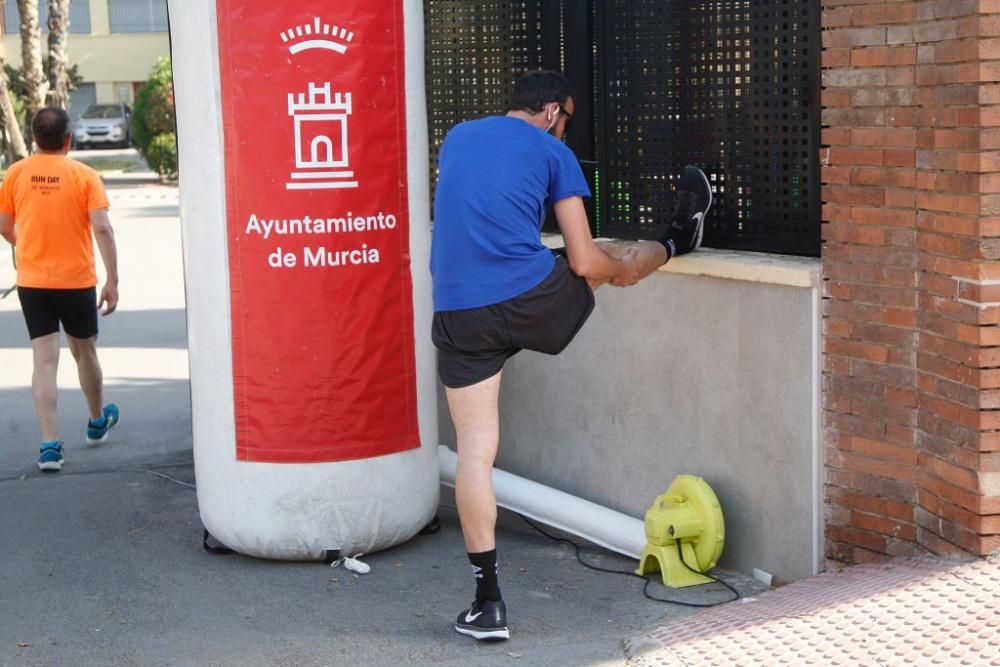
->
<box><xmin>73</xmin><ymin>103</ymin><xmax>132</xmax><ymax>149</ymax></box>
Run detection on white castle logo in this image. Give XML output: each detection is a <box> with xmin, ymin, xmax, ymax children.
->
<box><xmin>280</xmin><ymin>18</ymin><xmax>355</xmax><ymax>55</ymax></box>
<box><xmin>286</xmin><ymin>83</ymin><xmax>357</xmax><ymax>191</ymax></box>
<box><xmin>281</xmin><ymin>18</ymin><xmax>360</xmax><ymax>190</ymax></box>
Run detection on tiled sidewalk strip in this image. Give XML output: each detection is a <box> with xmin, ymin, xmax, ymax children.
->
<box><xmin>630</xmin><ymin>557</ymin><xmax>1000</xmax><ymax>666</ymax></box>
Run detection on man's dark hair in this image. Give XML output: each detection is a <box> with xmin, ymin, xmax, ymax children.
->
<box><xmin>507</xmin><ymin>69</ymin><xmax>573</xmax><ymax>113</ymax></box>
<box><xmin>32</xmin><ymin>107</ymin><xmax>71</xmax><ymax>150</ymax></box>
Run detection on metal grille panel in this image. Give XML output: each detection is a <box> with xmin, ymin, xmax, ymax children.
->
<box><xmin>597</xmin><ymin>0</ymin><xmax>819</xmax><ymax>255</ymax></box>
<box><xmin>68</xmin><ymin>81</ymin><xmax>96</xmax><ymax>118</ymax></box>
<box><xmin>108</xmin><ymin>0</ymin><xmax>168</xmax><ymax>34</ymax></box>
<box><xmin>4</xmin><ymin>0</ymin><xmax>92</xmax><ymax>35</ymax></box>
<box><xmin>424</xmin><ymin>1</ymin><xmax>549</xmax><ymax>193</ymax></box>
<box><xmin>424</xmin><ymin>0</ymin><xmax>820</xmax><ymax>257</ymax></box>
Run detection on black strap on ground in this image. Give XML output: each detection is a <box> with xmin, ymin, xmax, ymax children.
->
<box><xmin>419</xmin><ymin>515</ymin><xmax>441</xmax><ymax>535</ymax></box>
<box><xmin>203</xmin><ymin>529</ymin><xmax>236</xmax><ymax>555</ymax></box>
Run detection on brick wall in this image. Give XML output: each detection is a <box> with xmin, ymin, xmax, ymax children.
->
<box><xmin>822</xmin><ymin>0</ymin><xmax>1000</xmax><ymax>562</ymax></box>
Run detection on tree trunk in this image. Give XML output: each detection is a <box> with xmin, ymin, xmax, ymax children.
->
<box><xmin>17</xmin><ymin>0</ymin><xmax>49</xmax><ymax>146</ymax></box>
<box><xmin>0</xmin><ymin>65</ymin><xmax>29</xmax><ymax>161</ymax></box>
<box><xmin>45</xmin><ymin>0</ymin><xmax>70</xmax><ymax>109</ymax></box>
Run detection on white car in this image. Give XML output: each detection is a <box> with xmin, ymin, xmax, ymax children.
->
<box><xmin>73</xmin><ymin>103</ymin><xmax>132</xmax><ymax>149</ymax></box>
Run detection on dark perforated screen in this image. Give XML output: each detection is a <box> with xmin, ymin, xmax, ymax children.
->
<box><xmin>425</xmin><ymin>0</ymin><xmax>820</xmax><ymax>257</ymax></box>
<box><xmin>424</xmin><ymin>1</ymin><xmax>549</xmax><ymax>196</ymax></box>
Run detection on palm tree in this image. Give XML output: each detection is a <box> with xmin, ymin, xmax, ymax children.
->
<box><xmin>17</xmin><ymin>0</ymin><xmax>48</xmax><ymax>146</ymax></box>
<box><xmin>0</xmin><ymin>63</ymin><xmax>28</xmax><ymax>161</ymax></box>
<box><xmin>45</xmin><ymin>0</ymin><xmax>70</xmax><ymax>109</ymax></box>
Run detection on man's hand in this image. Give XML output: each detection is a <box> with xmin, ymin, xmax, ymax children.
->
<box><xmin>98</xmin><ymin>282</ymin><xmax>118</xmax><ymax>316</ymax></box>
<box><xmin>609</xmin><ymin>247</ymin><xmax>640</xmax><ymax>287</ymax></box>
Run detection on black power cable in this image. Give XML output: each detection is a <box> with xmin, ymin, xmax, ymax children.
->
<box><xmin>518</xmin><ymin>514</ymin><xmax>740</xmax><ymax>608</ymax></box>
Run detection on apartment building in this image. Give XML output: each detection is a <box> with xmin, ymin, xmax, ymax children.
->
<box><xmin>1</xmin><ymin>0</ymin><xmax>168</xmax><ymax>117</ymax></box>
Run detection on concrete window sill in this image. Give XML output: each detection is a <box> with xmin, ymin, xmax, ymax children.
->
<box><xmin>658</xmin><ymin>247</ymin><xmax>821</xmax><ymax>289</ymax></box>
<box><xmin>541</xmin><ymin>234</ymin><xmax>821</xmax><ymax>289</ymax></box>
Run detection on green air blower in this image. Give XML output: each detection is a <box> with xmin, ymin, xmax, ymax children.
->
<box><xmin>635</xmin><ymin>475</ymin><xmax>725</xmax><ymax>588</ymax></box>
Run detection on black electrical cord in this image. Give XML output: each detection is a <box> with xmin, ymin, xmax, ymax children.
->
<box><xmin>518</xmin><ymin>514</ymin><xmax>740</xmax><ymax>607</ymax></box>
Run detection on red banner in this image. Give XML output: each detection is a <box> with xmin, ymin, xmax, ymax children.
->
<box><xmin>216</xmin><ymin>1</ymin><xmax>418</xmax><ymax>462</ymax></box>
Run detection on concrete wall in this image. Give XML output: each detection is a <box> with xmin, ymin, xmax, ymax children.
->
<box><xmin>439</xmin><ymin>249</ymin><xmax>822</xmax><ymax>583</ymax></box>
<box><xmin>1</xmin><ymin>2</ymin><xmax>168</xmax><ymax>105</ymax></box>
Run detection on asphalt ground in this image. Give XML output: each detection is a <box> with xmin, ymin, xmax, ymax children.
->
<box><xmin>0</xmin><ymin>178</ymin><xmax>765</xmax><ymax>666</ymax></box>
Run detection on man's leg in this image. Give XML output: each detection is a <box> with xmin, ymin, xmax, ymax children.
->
<box><xmin>30</xmin><ymin>333</ymin><xmax>61</xmax><ymax>442</ymax></box>
<box><xmin>67</xmin><ymin>333</ymin><xmax>119</xmax><ymax>445</ymax></box>
<box><xmin>19</xmin><ymin>288</ymin><xmax>67</xmax><ymax>470</ymax></box>
<box><xmin>66</xmin><ymin>334</ymin><xmax>103</xmax><ymax>422</ymax></box>
<box><xmin>446</xmin><ymin>370</ymin><xmax>510</xmax><ymax>640</ymax></box>
<box><xmin>448</xmin><ymin>370</ymin><xmax>503</xmax><ymax>553</ymax></box>
<box><xmin>595</xmin><ymin>240</ymin><xmax>668</xmax><ymax>284</ymax></box>
<box><xmin>590</xmin><ymin>163</ymin><xmax>713</xmax><ymax>287</ymax></box>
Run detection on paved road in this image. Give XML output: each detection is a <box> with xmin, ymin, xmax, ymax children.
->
<box><xmin>0</xmin><ymin>181</ymin><xmax>763</xmax><ymax>666</ymax></box>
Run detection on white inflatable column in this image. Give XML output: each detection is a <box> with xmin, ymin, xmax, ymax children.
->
<box><xmin>168</xmin><ymin>1</ymin><xmax>438</xmax><ymax>559</ymax></box>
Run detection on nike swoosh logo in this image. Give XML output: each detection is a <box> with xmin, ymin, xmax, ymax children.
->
<box><xmin>692</xmin><ymin>211</ymin><xmax>706</xmax><ymax>249</ymax></box>
<box><xmin>464</xmin><ymin>611</ymin><xmax>483</xmax><ymax>623</ymax></box>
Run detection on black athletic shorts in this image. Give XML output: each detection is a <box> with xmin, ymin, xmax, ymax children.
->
<box><xmin>17</xmin><ymin>286</ymin><xmax>99</xmax><ymax>340</ymax></box>
<box><xmin>432</xmin><ymin>257</ymin><xmax>595</xmax><ymax>388</ymax></box>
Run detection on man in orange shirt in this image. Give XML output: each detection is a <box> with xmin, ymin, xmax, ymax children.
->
<box><xmin>0</xmin><ymin>107</ymin><xmax>120</xmax><ymax>472</ymax></box>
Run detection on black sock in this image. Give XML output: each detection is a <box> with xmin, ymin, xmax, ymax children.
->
<box><xmin>656</xmin><ymin>237</ymin><xmax>676</xmax><ymax>261</ymax></box>
<box><xmin>468</xmin><ymin>549</ymin><xmax>501</xmax><ymax>603</ymax></box>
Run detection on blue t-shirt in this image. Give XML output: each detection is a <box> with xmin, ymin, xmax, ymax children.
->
<box><xmin>430</xmin><ymin>116</ymin><xmax>591</xmax><ymax>311</ymax></box>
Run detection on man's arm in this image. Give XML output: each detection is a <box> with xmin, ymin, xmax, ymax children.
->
<box><xmin>90</xmin><ymin>208</ymin><xmax>119</xmax><ymax>315</ymax></box>
<box><xmin>0</xmin><ymin>212</ymin><xmax>14</xmax><ymax>246</ymax></box>
<box><xmin>554</xmin><ymin>196</ymin><xmax>638</xmax><ymax>286</ymax></box>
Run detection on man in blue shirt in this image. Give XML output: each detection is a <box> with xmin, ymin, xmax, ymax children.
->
<box><xmin>431</xmin><ymin>70</ymin><xmax>712</xmax><ymax>641</ymax></box>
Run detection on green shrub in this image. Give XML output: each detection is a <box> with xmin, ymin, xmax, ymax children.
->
<box><xmin>145</xmin><ymin>132</ymin><xmax>177</xmax><ymax>179</ymax></box>
<box><xmin>132</xmin><ymin>57</ymin><xmax>174</xmax><ymax>156</ymax></box>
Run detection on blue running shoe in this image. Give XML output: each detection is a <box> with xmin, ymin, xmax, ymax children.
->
<box><xmin>86</xmin><ymin>403</ymin><xmax>120</xmax><ymax>445</ymax></box>
<box><xmin>38</xmin><ymin>441</ymin><xmax>64</xmax><ymax>472</ymax></box>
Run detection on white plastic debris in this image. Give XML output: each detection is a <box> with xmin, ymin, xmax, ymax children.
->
<box><xmin>330</xmin><ymin>553</ymin><xmax>371</xmax><ymax>575</ymax></box>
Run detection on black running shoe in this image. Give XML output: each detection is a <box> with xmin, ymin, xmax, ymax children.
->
<box><xmin>455</xmin><ymin>599</ymin><xmax>510</xmax><ymax>641</ymax></box>
<box><xmin>661</xmin><ymin>165</ymin><xmax>712</xmax><ymax>257</ymax></box>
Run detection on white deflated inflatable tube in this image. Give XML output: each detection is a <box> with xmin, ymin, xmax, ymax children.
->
<box><xmin>438</xmin><ymin>446</ymin><xmax>645</xmax><ymax>559</ymax></box>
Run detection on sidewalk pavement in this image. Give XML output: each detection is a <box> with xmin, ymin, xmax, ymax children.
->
<box><xmin>627</xmin><ymin>555</ymin><xmax>999</xmax><ymax>666</ymax></box>
<box><xmin>1</xmin><ymin>180</ymin><xmax>997</xmax><ymax>665</ymax></box>
<box><xmin>69</xmin><ymin>146</ymin><xmax>163</xmax><ymax>187</ymax></box>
